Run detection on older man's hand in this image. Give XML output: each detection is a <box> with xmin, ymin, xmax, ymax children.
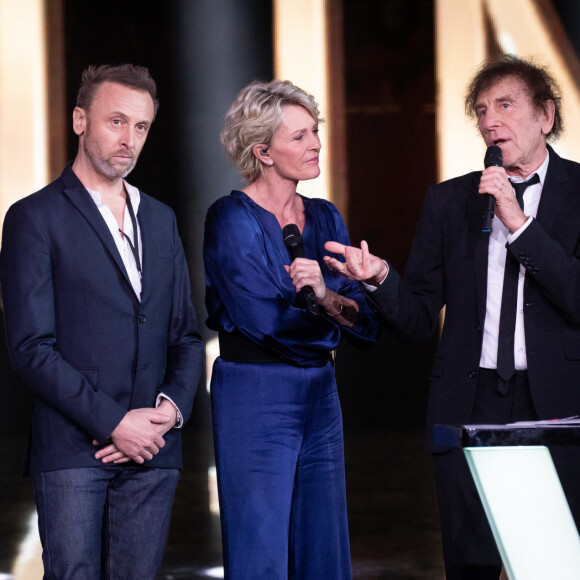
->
<box><xmin>324</xmin><ymin>240</ymin><xmax>388</xmax><ymax>286</ymax></box>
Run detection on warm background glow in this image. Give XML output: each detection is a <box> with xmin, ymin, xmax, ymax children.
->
<box><xmin>436</xmin><ymin>0</ymin><xmax>580</xmax><ymax>181</ymax></box>
<box><xmin>0</xmin><ymin>0</ymin><xmax>48</xmax><ymax>226</ymax></box>
<box><xmin>273</xmin><ymin>0</ymin><xmax>329</xmax><ymax>201</ymax></box>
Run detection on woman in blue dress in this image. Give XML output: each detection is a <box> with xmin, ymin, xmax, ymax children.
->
<box><xmin>204</xmin><ymin>80</ymin><xmax>379</xmax><ymax>579</ymax></box>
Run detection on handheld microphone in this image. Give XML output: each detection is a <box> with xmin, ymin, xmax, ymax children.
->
<box><xmin>481</xmin><ymin>145</ymin><xmax>503</xmax><ymax>233</ymax></box>
<box><xmin>282</xmin><ymin>224</ymin><xmax>320</xmax><ymax>316</ymax></box>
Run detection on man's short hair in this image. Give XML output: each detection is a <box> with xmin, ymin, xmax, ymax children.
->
<box><xmin>76</xmin><ymin>64</ymin><xmax>159</xmax><ymax>118</ymax></box>
<box><xmin>464</xmin><ymin>54</ymin><xmax>563</xmax><ymax>141</ymax></box>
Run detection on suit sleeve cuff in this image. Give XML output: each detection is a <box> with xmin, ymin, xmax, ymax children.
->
<box><xmin>156</xmin><ymin>393</ymin><xmax>184</xmax><ymax>429</ymax></box>
<box><xmin>507</xmin><ymin>216</ymin><xmax>533</xmax><ymax>244</ymax></box>
<box><xmin>361</xmin><ymin>260</ymin><xmax>389</xmax><ymax>292</ymax></box>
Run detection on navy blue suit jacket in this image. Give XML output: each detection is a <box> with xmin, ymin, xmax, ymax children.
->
<box><xmin>367</xmin><ymin>146</ymin><xmax>580</xmax><ymax>450</ymax></box>
<box><xmin>0</xmin><ymin>166</ymin><xmax>204</xmax><ymax>473</ymax></box>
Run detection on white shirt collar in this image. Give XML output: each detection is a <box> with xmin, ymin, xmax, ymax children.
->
<box><xmin>86</xmin><ymin>180</ymin><xmax>140</xmax><ymax>211</ymax></box>
<box><xmin>508</xmin><ymin>149</ymin><xmax>549</xmax><ymax>185</ymax></box>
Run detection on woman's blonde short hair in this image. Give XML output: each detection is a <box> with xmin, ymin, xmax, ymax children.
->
<box><xmin>221</xmin><ymin>80</ymin><xmax>323</xmax><ymax>184</ymax></box>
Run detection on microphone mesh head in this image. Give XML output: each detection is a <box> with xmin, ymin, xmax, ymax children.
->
<box><xmin>282</xmin><ymin>223</ymin><xmax>301</xmax><ymax>248</ymax></box>
<box><xmin>484</xmin><ymin>145</ymin><xmax>503</xmax><ymax>168</ymax></box>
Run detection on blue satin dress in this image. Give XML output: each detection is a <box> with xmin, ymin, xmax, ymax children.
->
<box><xmin>204</xmin><ymin>191</ymin><xmax>378</xmax><ymax>579</ymax></box>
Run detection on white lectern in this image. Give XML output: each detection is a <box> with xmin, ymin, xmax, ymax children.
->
<box><xmin>434</xmin><ymin>422</ymin><xmax>580</xmax><ymax>580</ymax></box>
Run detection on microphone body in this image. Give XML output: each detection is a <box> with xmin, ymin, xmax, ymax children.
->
<box><xmin>481</xmin><ymin>145</ymin><xmax>503</xmax><ymax>233</ymax></box>
<box><xmin>282</xmin><ymin>224</ymin><xmax>320</xmax><ymax>316</ymax></box>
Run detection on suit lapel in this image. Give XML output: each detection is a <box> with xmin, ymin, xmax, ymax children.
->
<box><xmin>135</xmin><ymin>194</ymin><xmax>156</xmax><ymax>299</ymax></box>
<box><xmin>466</xmin><ymin>172</ymin><xmax>490</xmax><ymax>328</ymax></box>
<box><xmin>536</xmin><ymin>146</ymin><xmax>570</xmax><ymax>232</ymax></box>
<box><xmin>60</xmin><ymin>167</ymin><xmax>136</xmax><ymax>295</ymax></box>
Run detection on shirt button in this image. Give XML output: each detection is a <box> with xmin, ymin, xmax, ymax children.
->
<box><xmin>139</xmin><ymin>314</ymin><xmax>147</xmax><ymax>324</ymax></box>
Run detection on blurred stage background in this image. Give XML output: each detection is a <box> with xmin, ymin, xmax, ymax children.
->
<box><xmin>2</xmin><ymin>1</ymin><xmax>580</xmax><ymax>577</ymax></box>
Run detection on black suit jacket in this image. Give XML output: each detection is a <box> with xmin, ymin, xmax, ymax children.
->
<box><xmin>0</xmin><ymin>166</ymin><xmax>204</xmax><ymax>473</ymax></box>
<box><xmin>368</xmin><ymin>146</ymin><xmax>580</xmax><ymax>449</ymax></box>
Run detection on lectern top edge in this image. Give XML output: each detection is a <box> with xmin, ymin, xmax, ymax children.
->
<box><xmin>434</xmin><ymin>423</ymin><xmax>580</xmax><ymax>448</ymax></box>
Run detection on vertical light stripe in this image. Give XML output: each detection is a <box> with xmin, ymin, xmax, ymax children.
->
<box><xmin>273</xmin><ymin>0</ymin><xmax>329</xmax><ymax>201</ymax></box>
<box><xmin>0</xmin><ymin>0</ymin><xmax>48</xmax><ymax>227</ymax></box>
<box><xmin>435</xmin><ymin>0</ymin><xmax>486</xmax><ymax>182</ymax></box>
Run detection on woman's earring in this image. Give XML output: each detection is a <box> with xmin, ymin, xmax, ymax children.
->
<box><xmin>268</xmin><ymin>160</ymin><xmax>273</xmax><ymax>166</ymax></box>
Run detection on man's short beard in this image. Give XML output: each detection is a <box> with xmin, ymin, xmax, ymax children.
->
<box><xmin>95</xmin><ymin>157</ymin><xmax>136</xmax><ymax>180</ymax></box>
<box><xmin>81</xmin><ymin>123</ymin><xmax>137</xmax><ymax>180</ymax></box>
<box><xmin>83</xmin><ymin>140</ymin><xmax>136</xmax><ymax>179</ymax></box>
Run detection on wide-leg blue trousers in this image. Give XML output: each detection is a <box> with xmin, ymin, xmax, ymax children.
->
<box><xmin>211</xmin><ymin>358</ymin><xmax>351</xmax><ymax>579</ymax></box>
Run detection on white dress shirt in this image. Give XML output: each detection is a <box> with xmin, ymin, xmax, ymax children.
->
<box><xmin>479</xmin><ymin>150</ymin><xmax>550</xmax><ymax>370</ymax></box>
<box><xmin>87</xmin><ymin>182</ymin><xmax>142</xmax><ymax>300</ymax></box>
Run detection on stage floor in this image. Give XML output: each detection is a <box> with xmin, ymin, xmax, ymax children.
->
<box><xmin>0</xmin><ymin>428</ymin><xmax>444</xmax><ymax>579</ymax></box>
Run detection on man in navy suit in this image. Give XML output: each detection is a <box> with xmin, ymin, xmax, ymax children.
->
<box><xmin>0</xmin><ymin>64</ymin><xmax>204</xmax><ymax>579</ymax></box>
<box><xmin>325</xmin><ymin>55</ymin><xmax>580</xmax><ymax>578</ymax></box>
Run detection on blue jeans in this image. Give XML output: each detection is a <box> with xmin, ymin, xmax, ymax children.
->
<box><xmin>32</xmin><ymin>466</ymin><xmax>180</xmax><ymax>580</ymax></box>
